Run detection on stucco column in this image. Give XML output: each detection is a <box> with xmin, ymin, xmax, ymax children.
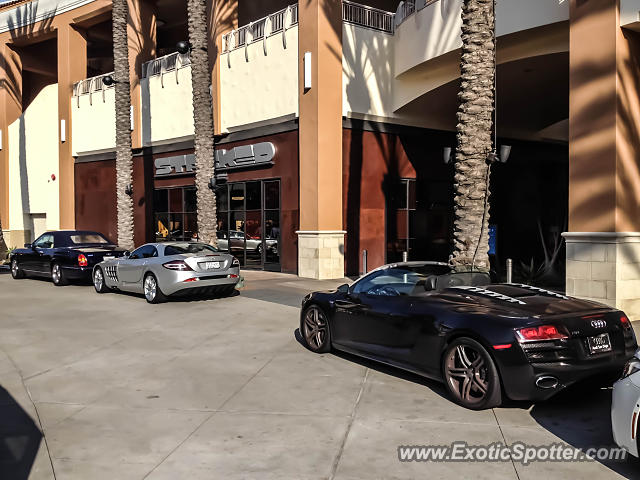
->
<box><xmin>0</xmin><ymin>43</ymin><xmax>21</xmax><ymax>241</ymax></box>
<box><xmin>566</xmin><ymin>0</ymin><xmax>640</xmax><ymax>318</ymax></box>
<box><xmin>128</xmin><ymin>0</ymin><xmax>157</xmax><ymax>149</ymax></box>
<box><xmin>208</xmin><ymin>0</ymin><xmax>238</xmax><ymax>135</ymax></box>
<box><xmin>57</xmin><ymin>23</ymin><xmax>87</xmax><ymax>230</ymax></box>
<box><xmin>297</xmin><ymin>0</ymin><xmax>345</xmax><ymax>280</ymax></box>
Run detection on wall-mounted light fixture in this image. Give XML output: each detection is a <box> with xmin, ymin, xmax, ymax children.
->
<box><xmin>443</xmin><ymin>147</ymin><xmax>453</xmax><ymax>164</ymax></box>
<box><xmin>125</xmin><ymin>184</ymin><xmax>133</xmax><ymax>196</ymax></box>
<box><xmin>60</xmin><ymin>119</ymin><xmax>66</xmax><ymax>143</ymax></box>
<box><xmin>499</xmin><ymin>145</ymin><xmax>512</xmax><ymax>163</ymax></box>
<box><xmin>176</xmin><ymin>41</ymin><xmax>190</xmax><ymax>55</ymax></box>
<box><xmin>102</xmin><ymin>75</ymin><xmax>116</xmax><ymax>87</ymax></box>
<box><xmin>303</xmin><ymin>51</ymin><xmax>312</xmax><ymax>91</ymax></box>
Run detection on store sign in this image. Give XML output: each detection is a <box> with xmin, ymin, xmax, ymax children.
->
<box><xmin>154</xmin><ymin>142</ymin><xmax>276</xmax><ymax>177</ymax></box>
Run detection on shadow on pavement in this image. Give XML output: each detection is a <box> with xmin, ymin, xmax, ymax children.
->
<box><xmin>529</xmin><ymin>383</ymin><xmax>640</xmax><ymax>478</ymax></box>
<box><xmin>294</xmin><ymin>328</ymin><xmax>640</xmax><ymax>478</ymax></box>
<box><xmin>0</xmin><ymin>385</ymin><xmax>42</xmax><ymax>479</ymax></box>
<box><xmin>294</xmin><ymin>328</ymin><xmax>452</xmax><ymax>402</ymax></box>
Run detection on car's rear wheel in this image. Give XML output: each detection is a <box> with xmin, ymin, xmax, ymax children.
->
<box><xmin>442</xmin><ymin>337</ymin><xmax>502</xmax><ymax>410</ymax></box>
<box><xmin>10</xmin><ymin>258</ymin><xmax>25</xmax><ymax>279</ymax></box>
<box><xmin>93</xmin><ymin>267</ymin><xmax>110</xmax><ymax>294</ymax></box>
<box><xmin>51</xmin><ymin>263</ymin><xmax>68</xmax><ymax>286</ymax></box>
<box><xmin>143</xmin><ymin>273</ymin><xmax>166</xmax><ymax>304</ymax></box>
<box><xmin>301</xmin><ymin>305</ymin><xmax>331</xmax><ymax>353</ymax></box>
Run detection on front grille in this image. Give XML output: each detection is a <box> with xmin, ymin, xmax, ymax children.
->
<box><xmin>104</xmin><ymin>265</ymin><xmax>118</xmax><ymax>282</ymax></box>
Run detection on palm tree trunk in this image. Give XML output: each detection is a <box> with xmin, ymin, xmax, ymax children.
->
<box><xmin>112</xmin><ymin>0</ymin><xmax>135</xmax><ymax>250</ymax></box>
<box><xmin>450</xmin><ymin>0</ymin><xmax>495</xmax><ymax>272</ymax></box>
<box><xmin>0</xmin><ymin>216</ymin><xmax>7</xmax><ymax>259</ymax></box>
<box><xmin>187</xmin><ymin>0</ymin><xmax>217</xmax><ymax>246</ymax></box>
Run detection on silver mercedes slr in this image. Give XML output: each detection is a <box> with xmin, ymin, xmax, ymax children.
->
<box><xmin>92</xmin><ymin>242</ymin><xmax>240</xmax><ymax>303</ymax></box>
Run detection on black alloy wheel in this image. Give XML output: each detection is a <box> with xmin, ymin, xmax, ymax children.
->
<box><xmin>301</xmin><ymin>305</ymin><xmax>331</xmax><ymax>353</ymax></box>
<box><xmin>442</xmin><ymin>337</ymin><xmax>502</xmax><ymax>410</ymax></box>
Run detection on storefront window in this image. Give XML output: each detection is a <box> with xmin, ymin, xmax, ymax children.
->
<box><xmin>387</xmin><ymin>179</ymin><xmax>452</xmax><ymax>263</ymax></box>
<box><xmin>215</xmin><ymin>180</ymin><xmax>281</xmax><ymax>270</ymax></box>
<box><xmin>154</xmin><ymin>186</ymin><xmax>197</xmax><ymax>242</ymax></box>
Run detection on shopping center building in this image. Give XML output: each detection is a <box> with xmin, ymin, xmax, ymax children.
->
<box><xmin>2</xmin><ymin>0</ymin><xmax>640</xmax><ymax>316</ymax></box>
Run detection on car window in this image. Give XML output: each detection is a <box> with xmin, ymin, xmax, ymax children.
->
<box><xmin>69</xmin><ymin>233</ymin><xmax>109</xmax><ymax>245</ymax></box>
<box><xmin>353</xmin><ymin>268</ymin><xmax>428</xmax><ymax>296</ymax></box>
<box><xmin>129</xmin><ymin>245</ymin><xmax>158</xmax><ymax>260</ymax></box>
<box><xmin>33</xmin><ymin>234</ymin><xmax>54</xmax><ymax>249</ymax></box>
<box><xmin>164</xmin><ymin>243</ymin><xmax>218</xmax><ymax>256</ymax></box>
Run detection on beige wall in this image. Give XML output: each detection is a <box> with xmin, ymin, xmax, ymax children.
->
<box><xmin>342</xmin><ymin>24</ymin><xmax>395</xmax><ymax>122</ymax></box>
<box><xmin>394</xmin><ymin>0</ymin><xmax>569</xmax><ymax>76</ymax></box>
<box><xmin>72</xmin><ymin>87</ymin><xmax>116</xmax><ymax>155</ymax></box>
<box><xmin>8</xmin><ymin>83</ymin><xmax>60</xmax><ymax>234</ymax></box>
<box><xmin>143</xmin><ymin>64</ymin><xmax>195</xmax><ymax>146</ymax></box>
<box><xmin>220</xmin><ymin>26</ymin><xmax>299</xmax><ymax>131</ymax></box>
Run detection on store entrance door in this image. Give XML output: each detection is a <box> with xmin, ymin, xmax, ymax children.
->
<box><xmin>217</xmin><ymin>180</ymin><xmax>281</xmax><ymax>271</ymax></box>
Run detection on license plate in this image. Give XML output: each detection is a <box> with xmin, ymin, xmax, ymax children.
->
<box><xmin>205</xmin><ymin>261</ymin><xmax>220</xmax><ymax>270</ymax></box>
<box><xmin>587</xmin><ymin>333</ymin><xmax>612</xmax><ymax>354</ymax></box>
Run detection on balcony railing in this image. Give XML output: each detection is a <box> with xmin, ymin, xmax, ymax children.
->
<box><xmin>143</xmin><ymin>51</ymin><xmax>191</xmax><ymax>78</ymax></box>
<box><xmin>222</xmin><ymin>3</ymin><xmax>299</xmax><ymax>53</ymax></box>
<box><xmin>396</xmin><ymin>0</ymin><xmax>439</xmax><ymax>26</ymax></box>
<box><xmin>342</xmin><ymin>1</ymin><xmax>395</xmax><ymax>34</ymax></box>
<box><xmin>73</xmin><ymin>72</ymin><xmax>114</xmax><ymax>97</ymax></box>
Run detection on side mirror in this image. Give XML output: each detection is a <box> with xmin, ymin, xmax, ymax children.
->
<box><xmin>337</xmin><ymin>283</ymin><xmax>350</xmax><ymax>294</ymax></box>
<box><xmin>123</xmin><ymin>251</ymin><xmax>131</xmax><ymax>258</ymax></box>
<box><xmin>24</xmin><ymin>243</ymin><xmax>33</xmax><ymax>249</ymax></box>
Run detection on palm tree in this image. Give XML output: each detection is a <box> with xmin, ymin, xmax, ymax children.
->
<box><xmin>450</xmin><ymin>0</ymin><xmax>495</xmax><ymax>272</ymax></box>
<box><xmin>186</xmin><ymin>0</ymin><xmax>217</xmax><ymax>246</ymax></box>
<box><xmin>0</xmin><ymin>216</ymin><xmax>7</xmax><ymax>260</ymax></box>
<box><xmin>111</xmin><ymin>0</ymin><xmax>135</xmax><ymax>250</ymax></box>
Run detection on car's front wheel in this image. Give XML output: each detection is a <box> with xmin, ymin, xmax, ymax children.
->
<box><xmin>143</xmin><ymin>273</ymin><xmax>167</xmax><ymax>304</ymax></box>
<box><xmin>301</xmin><ymin>305</ymin><xmax>331</xmax><ymax>353</ymax></box>
<box><xmin>51</xmin><ymin>263</ymin><xmax>68</xmax><ymax>286</ymax></box>
<box><xmin>10</xmin><ymin>258</ymin><xmax>25</xmax><ymax>279</ymax></box>
<box><xmin>93</xmin><ymin>267</ymin><xmax>110</xmax><ymax>294</ymax></box>
<box><xmin>442</xmin><ymin>337</ymin><xmax>502</xmax><ymax>410</ymax></box>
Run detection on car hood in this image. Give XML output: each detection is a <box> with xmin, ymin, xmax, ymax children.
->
<box><xmin>444</xmin><ymin>283</ymin><xmax>612</xmax><ymax>317</ymax></box>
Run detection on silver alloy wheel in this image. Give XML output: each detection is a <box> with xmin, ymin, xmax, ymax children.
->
<box><xmin>52</xmin><ymin>264</ymin><xmax>61</xmax><ymax>284</ymax></box>
<box><xmin>303</xmin><ymin>306</ymin><xmax>328</xmax><ymax>350</ymax></box>
<box><xmin>445</xmin><ymin>344</ymin><xmax>489</xmax><ymax>406</ymax></box>
<box><xmin>11</xmin><ymin>259</ymin><xmax>18</xmax><ymax>277</ymax></box>
<box><xmin>144</xmin><ymin>275</ymin><xmax>157</xmax><ymax>302</ymax></box>
<box><xmin>94</xmin><ymin>268</ymin><xmax>104</xmax><ymax>291</ymax></box>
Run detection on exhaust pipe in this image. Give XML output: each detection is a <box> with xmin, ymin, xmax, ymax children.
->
<box><xmin>536</xmin><ymin>376</ymin><xmax>559</xmax><ymax>389</ymax></box>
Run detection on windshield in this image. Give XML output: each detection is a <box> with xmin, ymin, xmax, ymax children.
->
<box><xmin>352</xmin><ymin>265</ymin><xmax>491</xmax><ymax>297</ymax></box>
<box><xmin>65</xmin><ymin>232</ymin><xmax>110</xmax><ymax>245</ymax></box>
<box><xmin>164</xmin><ymin>243</ymin><xmax>219</xmax><ymax>256</ymax></box>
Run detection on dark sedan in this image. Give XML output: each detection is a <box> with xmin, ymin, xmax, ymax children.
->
<box><xmin>10</xmin><ymin>230</ymin><xmax>127</xmax><ymax>286</ymax></box>
<box><xmin>300</xmin><ymin>261</ymin><xmax>638</xmax><ymax>410</ymax></box>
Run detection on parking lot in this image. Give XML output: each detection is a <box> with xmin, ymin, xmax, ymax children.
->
<box><xmin>0</xmin><ymin>268</ymin><xmax>638</xmax><ymax>479</ymax></box>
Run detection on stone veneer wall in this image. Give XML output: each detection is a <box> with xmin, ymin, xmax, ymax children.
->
<box><xmin>297</xmin><ymin>231</ymin><xmax>346</xmax><ymax>280</ymax></box>
<box><xmin>564</xmin><ymin>232</ymin><xmax>640</xmax><ymax>319</ymax></box>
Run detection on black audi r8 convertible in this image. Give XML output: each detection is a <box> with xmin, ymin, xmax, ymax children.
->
<box><xmin>9</xmin><ymin>230</ymin><xmax>127</xmax><ymax>286</ymax></box>
<box><xmin>300</xmin><ymin>261</ymin><xmax>638</xmax><ymax>410</ymax></box>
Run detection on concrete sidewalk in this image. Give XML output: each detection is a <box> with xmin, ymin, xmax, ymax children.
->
<box><xmin>0</xmin><ymin>269</ymin><xmax>637</xmax><ymax>479</ymax></box>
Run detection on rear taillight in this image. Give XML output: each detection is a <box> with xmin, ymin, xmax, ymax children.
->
<box><xmin>516</xmin><ymin>325</ymin><xmax>568</xmax><ymax>342</ymax></box>
<box><xmin>163</xmin><ymin>260</ymin><xmax>193</xmax><ymax>271</ymax></box>
<box><xmin>621</xmin><ymin>315</ymin><xmax>632</xmax><ymax>331</ymax></box>
<box><xmin>78</xmin><ymin>254</ymin><xmax>88</xmax><ymax>267</ymax></box>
